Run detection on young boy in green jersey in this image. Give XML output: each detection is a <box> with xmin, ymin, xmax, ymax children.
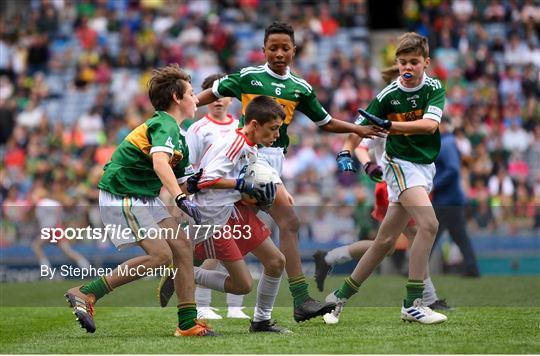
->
<box><xmin>64</xmin><ymin>64</ymin><xmax>217</xmax><ymax>336</ymax></box>
<box><xmin>192</xmin><ymin>21</ymin><xmax>386</xmax><ymax>323</ymax></box>
<box><xmin>323</xmin><ymin>32</ymin><xmax>448</xmax><ymax>325</ymax></box>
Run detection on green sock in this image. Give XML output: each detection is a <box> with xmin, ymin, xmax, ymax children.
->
<box><xmin>177</xmin><ymin>302</ymin><xmax>197</xmax><ymax>330</ymax></box>
<box><xmin>288</xmin><ymin>274</ymin><xmax>310</xmax><ymax>307</ymax></box>
<box><xmin>335</xmin><ymin>276</ymin><xmax>361</xmax><ymax>299</ymax></box>
<box><xmin>79</xmin><ymin>277</ymin><xmax>112</xmax><ymax>301</ymax></box>
<box><xmin>404</xmin><ymin>279</ymin><xmax>424</xmax><ymax>308</ymax></box>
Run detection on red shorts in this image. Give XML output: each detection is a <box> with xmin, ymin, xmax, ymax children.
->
<box><xmin>371</xmin><ymin>182</ymin><xmax>415</xmax><ymax>227</ymax></box>
<box><xmin>194</xmin><ymin>204</ymin><xmax>271</xmax><ymax>262</ymax></box>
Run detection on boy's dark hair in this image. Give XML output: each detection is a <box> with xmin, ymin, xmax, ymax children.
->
<box><xmin>395</xmin><ymin>32</ymin><xmax>429</xmax><ymax>58</ymax></box>
<box><xmin>201</xmin><ymin>73</ymin><xmax>225</xmax><ymax>90</ymax></box>
<box><xmin>264</xmin><ymin>21</ymin><xmax>295</xmax><ymax>45</ymax></box>
<box><xmin>148</xmin><ymin>64</ymin><xmax>191</xmax><ymax>111</ymax></box>
<box><xmin>245</xmin><ymin>96</ymin><xmax>285</xmax><ymax>125</ymax></box>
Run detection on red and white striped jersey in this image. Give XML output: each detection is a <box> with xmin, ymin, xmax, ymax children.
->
<box><xmin>192</xmin><ymin>128</ymin><xmax>258</xmax><ymax>228</ymax></box>
<box><xmin>186</xmin><ymin>114</ymin><xmax>239</xmax><ymax>169</ymax></box>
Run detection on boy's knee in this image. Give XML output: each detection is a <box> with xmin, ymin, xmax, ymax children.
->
<box><xmin>234</xmin><ymin>278</ymin><xmax>253</xmax><ymax>295</ymax></box>
<box><xmin>375</xmin><ymin>236</ymin><xmax>396</xmax><ymax>253</ymax></box>
<box><xmin>420</xmin><ymin>217</ymin><xmax>439</xmax><ymax>236</ymax></box>
<box><xmin>263</xmin><ymin>251</ymin><xmax>286</xmax><ymax>274</ymax></box>
<box><xmin>277</xmin><ymin>213</ymin><xmax>299</xmax><ymax>234</ymax></box>
<box><xmin>151</xmin><ymin>249</ymin><xmax>173</xmax><ymax>267</ymax></box>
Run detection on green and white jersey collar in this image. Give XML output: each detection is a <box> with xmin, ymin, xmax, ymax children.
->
<box><xmin>264</xmin><ymin>62</ymin><xmax>290</xmax><ymax>80</ymax></box>
<box><xmin>397</xmin><ymin>72</ymin><xmax>427</xmax><ymax>92</ymax></box>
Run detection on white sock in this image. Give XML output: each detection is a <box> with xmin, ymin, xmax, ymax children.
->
<box><xmin>227</xmin><ymin>293</ymin><xmax>244</xmax><ymax>308</ymax></box>
<box><xmin>422</xmin><ymin>277</ymin><xmax>438</xmax><ymax>305</ymax></box>
<box><xmin>195</xmin><ymin>286</ymin><xmax>212</xmax><ymax>308</ymax></box>
<box><xmin>253</xmin><ymin>273</ymin><xmax>281</xmax><ymax>322</ymax></box>
<box><xmin>194</xmin><ymin>266</ymin><xmax>227</xmax><ymax>293</ymax></box>
<box><xmin>325</xmin><ymin>246</ymin><xmax>352</xmax><ymax>265</ymax></box>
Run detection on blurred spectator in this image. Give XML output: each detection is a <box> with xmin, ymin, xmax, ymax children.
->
<box><xmin>0</xmin><ymin>0</ymin><xmax>538</xmax><ymax>255</ymax></box>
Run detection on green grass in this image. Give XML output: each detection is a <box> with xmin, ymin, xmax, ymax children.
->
<box><xmin>1</xmin><ymin>276</ymin><xmax>539</xmax><ymax>354</ymax></box>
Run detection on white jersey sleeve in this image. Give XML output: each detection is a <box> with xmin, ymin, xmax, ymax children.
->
<box><xmin>192</xmin><ymin>130</ymin><xmax>257</xmax><ymax>230</ymax></box>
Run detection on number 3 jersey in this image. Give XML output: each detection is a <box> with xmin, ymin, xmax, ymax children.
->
<box><xmin>212</xmin><ymin>63</ymin><xmax>331</xmax><ymax>153</ymax></box>
<box><xmin>362</xmin><ymin>74</ymin><xmax>445</xmax><ymax>164</ymax></box>
<box><xmin>192</xmin><ymin>128</ymin><xmax>258</xmax><ymax>230</ymax></box>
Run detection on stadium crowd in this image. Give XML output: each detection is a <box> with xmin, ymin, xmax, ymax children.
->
<box><xmin>1</xmin><ymin>0</ymin><xmax>539</xmax><ymax>250</ymax></box>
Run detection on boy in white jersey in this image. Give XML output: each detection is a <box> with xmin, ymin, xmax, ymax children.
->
<box><xmin>186</xmin><ymin>74</ymin><xmax>249</xmax><ymax>320</ymax></box>
<box><xmin>187</xmin><ymin>95</ymin><xmax>291</xmax><ymax>333</ymax></box>
<box><xmin>323</xmin><ymin>32</ymin><xmax>448</xmax><ymax>325</ymax></box>
<box><xmin>195</xmin><ymin>21</ymin><xmax>386</xmax><ymax>323</ymax></box>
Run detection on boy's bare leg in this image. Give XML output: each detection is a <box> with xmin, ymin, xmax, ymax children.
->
<box><xmin>398</xmin><ymin>187</ymin><xmax>438</xmax><ymax>281</ymax></box>
<box><xmin>269</xmin><ymin>184</ymin><xmax>335</xmax><ymax>321</ymax></box>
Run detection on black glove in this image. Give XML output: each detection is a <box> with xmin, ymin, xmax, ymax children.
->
<box><xmin>235</xmin><ymin>178</ymin><xmax>276</xmax><ymax>206</ymax></box>
<box><xmin>336</xmin><ymin>150</ymin><xmax>357</xmax><ymax>172</ymax></box>
<box><xmin>175</xmin><ymin>193</ymin><xmax>201</xmax><ymax>224</ymax></box>
<box><xmin>186</xmin><ymin>169</ymin><xmax>203</xmax><ymax>194</ymax></box>
<box><xmin>358</xmin><ymin>108</ymin><xmax>392</xmax><ymax>130</ymax></box>
<box><xmin>363</xmin><ymin>162</ymin><xmax>383</xmax><ymax>182</ymax></box>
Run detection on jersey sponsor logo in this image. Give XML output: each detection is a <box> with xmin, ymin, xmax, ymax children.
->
<box><xmin>427</xmin><ymin>105</ymin><xmax>442</xmax><ymax>117</ymax></box>
<box><xmin>390</xmin><ymin>99</ymin><xmax>400</xmax><ymax>105</ymax></box>
<box><xmin>388</xmin><ymin>109</ymin><xmax>424</xmax><ymax>122</ymax></box>
<box><xmin>251</xmin><ymin>80</ymin><xmax>263</xmax><ymax>87</ymax></box>
<box><xmin>406</xmin><ymin>94</ymin><xmax>420</xmax><ymax>101</ymax></box>
<box><xmin>271</xmin><ymin>82</ymin><xmax>286</xmax><ymax>88</ymax></box>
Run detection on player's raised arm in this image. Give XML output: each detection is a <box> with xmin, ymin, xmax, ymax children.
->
<box><xmin>197</xmin><ymin>88</ymin><xmax>219</xmax><ymax>107</ymax></box>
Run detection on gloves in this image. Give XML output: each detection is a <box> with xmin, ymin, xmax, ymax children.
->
<box><xmin>363</xmin><ymin>162</ymin><xmax>383</xmax><ymax>182</ymax></box>
<box><xmin>358</xmin><ymin>108</ymin><xmax>392</xmax><ymax>130</ymax></box>
<box><xmin>186</xmin><ymin>169</ymin><xmax>203</xmax><ymax>194</ymax></box>
<box><xmin>336</xmin><ymin>150</ymin><xmax>357</xmax><ymax>172</ymax></box>
<box><xmin>235</xmin><ymin>178</ymin><xmax>277</xmax><ymax>207</ymax></box>
<box><xmin>175</xmin><ymin>193</ymin><xmax>202</xmax><ymax>224</ymax></box>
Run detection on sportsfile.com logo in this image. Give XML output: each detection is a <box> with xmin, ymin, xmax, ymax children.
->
<box><xmin>40</xmin><ymin>224</ymin><xmax>253</xmax><ymax>243</ymax></box>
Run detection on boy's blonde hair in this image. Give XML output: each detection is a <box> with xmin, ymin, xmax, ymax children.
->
<box><xmin>148</xmin><ymin>64</ymin><xmax>191</xmax><ymax>111</ymax></box>
<box><xmin>395</xmin><ymin>32</ymin><xmax>429</xmax><ymax>58</ymax></box>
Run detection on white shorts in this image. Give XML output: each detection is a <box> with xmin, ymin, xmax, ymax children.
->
<box><xmin>99</xmin><ymin>190</ymin><xmax>171</xmax><ymax>250</ymax></box>
<box><xmin>381</xmin><ymin>153</ymin><xmax>436</xmax><ymax>203</ymax></box>
<box><xmin>257</xmin><ymin>147</ymin><xmax>284</xmax><ymax>184</ymax></box>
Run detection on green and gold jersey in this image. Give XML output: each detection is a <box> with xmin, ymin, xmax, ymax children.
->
<box><xmin>361</xmin><ymin>74</ymin><xmax>445</xmax><ymax>164</ymax></box>
<box><xmin>98</xmin><ymin>111</ymin><xmax>193</xmax><ymax>197</ymax></box>
<box><xmin>212</xmin><ymin>63</ymin><xmax>331</xmax><ymax>153</ymax></box>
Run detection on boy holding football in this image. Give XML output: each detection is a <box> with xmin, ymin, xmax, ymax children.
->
<box><xmin>193</xmin><ymin>21</ymin><xmax>385</xmax><ymax>322</ymax></box>
<box><xmin>185</xmin><ymin>73</ymin><xmax>250</xmax><ymax>320</ymax></box>
<box><xmin>185</xmin><ymin>95</ymin><xmax>291</xmax><ymax>333</ymax></box>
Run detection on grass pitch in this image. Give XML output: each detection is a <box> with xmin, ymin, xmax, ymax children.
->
<box><xmin>1</xmin><ymin>275</ymin><xmax>539</xmax><ymax>354</ymax></box>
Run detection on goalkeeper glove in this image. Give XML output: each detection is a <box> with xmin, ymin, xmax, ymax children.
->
<box><xmin>363</xmin><ymin>162</ymin><xmax>383</xmax><ymax>182</ymax></box>
<box><xmin>175</xmin><ymin>193</ymin><xmax>202</xmax><ymax>224</ymax></box>
<box><xmin>336</xmin><ymin>150</ymin><xmax>357</xmax><ymax>172</ymax></box>
<box><xmin>358</xmin><ymin>108</ymin><xmax>392</xmax><ymax>130</ymax></box>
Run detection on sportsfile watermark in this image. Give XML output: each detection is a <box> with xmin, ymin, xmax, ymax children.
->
<box><xmin>40</xmin><ymin>224</ymin><xmax>252</xmax><ymax>243</ymax></box>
